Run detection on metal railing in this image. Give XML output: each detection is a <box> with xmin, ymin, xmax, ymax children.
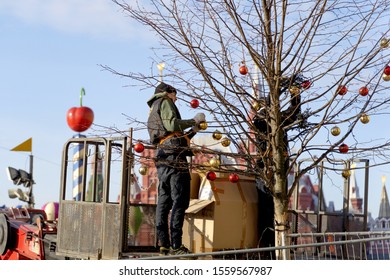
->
<box><xmin>287</xmin><ymin>231</ymin><xmax>390</xmax><ymax>260</ymax></box>
<box><xmin>136</xmin><ymin>231</ymin><xmax>390</xmax><ymax>260</ymax></box>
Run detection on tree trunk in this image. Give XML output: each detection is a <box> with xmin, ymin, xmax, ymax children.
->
<box><xmin>273</xmin><ymin>153</ymin><xmax>290</xmax><ymax>260</ymax></box>
<box><xmin>270</xmin><ymin>95</ymin><xmax>291</xmax><ymax>259</ymax></box>
<box><xmin>274</xmin><ymin>193</ymin><xmax>289</xmax><ymax>259</ymax></box>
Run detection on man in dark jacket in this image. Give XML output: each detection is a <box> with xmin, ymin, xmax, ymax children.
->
<box><xmin>147</xmin><ymin>82</ymin><xmax>205</xmax><ymax>256</ymax></box>
<box><xmin>253</xmin><ymin>90</ymin><xmax>301</xmax><ymax>258</ymax></box>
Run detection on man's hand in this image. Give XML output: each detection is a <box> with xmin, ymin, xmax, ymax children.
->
<box><xmin>191</xmin><ymin>125</ymin><xmax>200</xmax><ymax>133</ymax></box>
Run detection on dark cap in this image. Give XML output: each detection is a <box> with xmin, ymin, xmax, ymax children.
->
<box><xmin>154</xmin><ymin>82</ymin><xmax>177</xmax><ymax>95</ymax></box>
<box><xmin>258</xmin><ymin>95</ymin><xmax>270</xmax><ymax>106</ymax></box>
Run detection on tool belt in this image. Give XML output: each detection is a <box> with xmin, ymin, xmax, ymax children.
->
<box><xmin>156</xmin><ymin>132</ymin><xmax>193</xmax><ymax>159</ymax></box>
<box><xmin>159</xmin><ymin>132</ymin><xmax>190</xmax><ymax>147</ymax></box>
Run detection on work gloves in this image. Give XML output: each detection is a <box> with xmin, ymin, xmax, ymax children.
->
<box><xmin>192</xmin><ymin>113</ymin><xmax>206</xmax><ymax>132</ymax></box>
<box><xmin>193</xmin><ymin>113</ymin><xmax>206</xmax><ymax>124</ymax></box>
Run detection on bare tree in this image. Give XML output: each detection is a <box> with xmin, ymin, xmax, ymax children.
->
<box><xmin>109</xmin><ymin>0</ymin><xmax>390</xmax><ymax>258</ymax></box>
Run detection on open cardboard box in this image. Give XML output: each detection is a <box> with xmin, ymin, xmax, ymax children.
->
<box><xmin>183</xmin><ymin>172</ymin><xmax>258</xmax><ymax>253</ymax></box>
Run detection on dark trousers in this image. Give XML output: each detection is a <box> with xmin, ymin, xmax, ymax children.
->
<box><xmin>156</xmin><ymin>163</ymin><xmax>191</xmax><ymax>249</ymax></box>
<box><xmin>256</xmin><ymin>178</ymin><xmax>275</xmax><ymax>258</ymax></box>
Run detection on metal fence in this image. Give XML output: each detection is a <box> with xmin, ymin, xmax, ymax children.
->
<box><xmin>137</xmin><ymin>231</ymin><xmax>390</xmax><ymax>260</ymax></box>
<box><xmin>287</xmin><ymin>231</ymin><xmax>390</xmax><ymax>260</ymax></box>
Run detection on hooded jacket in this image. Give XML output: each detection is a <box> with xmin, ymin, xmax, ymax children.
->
<box><xmin>147</xmin><ymin>82</ymin><xmax>196</xmax><ymax>150</ymax></box>
<box><xmin>253</xmin><ymin>93</ymin><xmax>301</xmax><ymax>168</ymax></box>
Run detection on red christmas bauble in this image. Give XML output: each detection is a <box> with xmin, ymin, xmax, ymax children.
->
<box><xmin>190</xmin><ymin>99</ymin><xmax>200</xmax><ymax>109</ymax></box>
<box><xmin>239</xmin><ymin>65</ymin><xmax>248</xmax><ymax>75</ymax></box>
<box><xmin>229</xmin><ymin>173</ymin><xmax>239</xmax><ymax>183</ymax></box>
<box><xmin>206</xmin><ymin>171</ymin><xmax>217</xmax><ymax>181</ymax></box>
<box><xmin>339</xmin><ymin>143</ymin><xmax>349</xmax><ymax>153</ymax></box>
<box><xmin>384</xmin><ymin>66</ymin><xmax>390</xmax><ymax>76</ymax></box>
<box><xmin>134</xmin><ymin>143</ymin><xmax>145</xmax><ymax>153</ymax></box>
<box><xmin>337</xmin><ymin>85</ymin><xmax>347</xmax><ymax>95</ymax></box>
<box><xmin>359</xmin><ymin>86</ymin><xmax>369</xmax><ymax>96</ymax></box>
<box><xmin>301</xmin><ymin>80</ymin><xmax>311</xmax><ymax>89</ymax></box>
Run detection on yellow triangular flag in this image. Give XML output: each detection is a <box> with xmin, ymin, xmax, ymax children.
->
<box><xmin>11</xmin><ymin>138</ymin><xmax>32</xmax><ymax>152</ymax></box>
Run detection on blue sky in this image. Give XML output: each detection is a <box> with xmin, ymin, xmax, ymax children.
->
<box><xmin>0</xmin><ymin>1</ymin><xmax>156</xmax><ymax>209</ymax></box>
<box><xmin>0</xmin><ymin>1</ymin><xmax>388</xmax><ymax>219</ymax></box>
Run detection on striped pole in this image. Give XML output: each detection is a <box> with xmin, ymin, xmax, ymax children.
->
<box><xmin>72</xmin><ymin>134</ymin><xmax>86</xmax><ymax>201</ymax></box>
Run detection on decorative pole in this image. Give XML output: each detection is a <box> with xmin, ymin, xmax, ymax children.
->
<box><xmin>72</xmin><ymin>134</ymin><xmax>85</xmax><ymax>201</ymax></box>
<box><xmin>66</xmin><ymin>87</ymin><xmax>94</xmax><ymax>201</ymax></box>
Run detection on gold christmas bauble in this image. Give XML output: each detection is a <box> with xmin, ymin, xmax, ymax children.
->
<box><xmin>209</xmin><ymin>157</ymin><xmax>220</xmax><ymax>168</ymax></box>
<box><xmin>360</xmin><ymin>113</ymin><xmax>370</xmax><ymax>124</ymax></box>
<box><xmin>342</xmin><ymin>169</ymin><xmax>351</xmax><ymax>178</ymax></box>
<box><xmin>139</xmin><ymin>165</ymin><xmax>148</xmax><ymax>176</ymax></box>
<box><xmin>199</xmin><ymin>121</ymin><xmax>208</xmax><ymax>130</ymax></box>
<box><xmin>380</xmin><ymin>38</ymin><xmax>390</xmax><ymax>48</ymax></box>
<box><xmin>252</xmin><ymin>101</ymin><xmax>261</xmax><ymax>111</ymax></box>
<box><xmin>289</xmin><ymin>86</ymin><xmax>300</xmax><ymax>95</ymax></box>
<box><xmin>212</xmin><ymin>130</ymin><xmax>222</xmax><ymax>140</ymax></box>
<box><xmin>331</xmin><ymin>126</ymin><xmax>341</xmax><ymax>136</ymax></box>
<box><xmin>383</xmin><ymin>74</ymin><xmax>390</xmax><ymax>82</ymax></box>
<box><xmin>221</xmin><ymin>137</ymin><xmax>231</xmax><ymax>147</ymax></box>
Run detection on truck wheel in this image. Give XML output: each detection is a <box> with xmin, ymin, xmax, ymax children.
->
<box><xmin>0</xmin><ymin>213</ymin><xmax>11</xmax><ymax>255</ymax></box>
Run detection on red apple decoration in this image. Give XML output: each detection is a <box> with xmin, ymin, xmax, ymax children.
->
<box><xmin>384</xmin><ymin>66</ymin><xmax>390</xmax><ymax>76</ymax></box>
<box><xmin>206</xmin><ymin>171</ymin><xmax>217</xmax><ymax>181</ymax></box>
<box><xmin>229</xmin><ymin>173</ymin><xmax>239</xmax><ymax>183</ymax></box>
<box><xmin>338</xmin><ymin>143</ymin><xmax>349</xmax><ymax>153</ymax></box>
<box><xmin>359</xmin><ymin>86</ymin><xmax>369</xmax><ymax>96</ymax></box>
<box><xmin>337</xmin><ymin>85</ymin><xmax>347</xmax><ymax>95</ymax></box>
<box><xmin>134</xmin><ymin>142</ymin><xmax>145</xmax><ymax>153</ymax></box>
<box><xmin>190</xmin><ymin>99</ymin><xmax>200</xmax><ymax>109</ymax></box>
<box><xmin>301</xmin><ymin>80</ymin><xmax>311</xmax><ymax>89</ymax></box>
<box><xmin>66</xmin><ymin>88</ymin><xmax>94</xmax><ymax>132</ymax></box>
<box><xmin>239</xmin><ymin>65</ymin><xmax>248</xmax><ymax>75</ymax></box>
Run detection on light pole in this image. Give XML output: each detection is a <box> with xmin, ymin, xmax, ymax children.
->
<box><xmin>7</xmin><ymin>166</ymin><xmax>35</xmax><ymax>208</ymax></box>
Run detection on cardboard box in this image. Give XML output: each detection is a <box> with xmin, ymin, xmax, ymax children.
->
<box><xmin>183</xmin><ymin>172</ymin><xmax>258</xmax><ymax>253</ymax></box>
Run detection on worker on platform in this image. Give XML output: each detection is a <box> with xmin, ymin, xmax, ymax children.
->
<box><xmin>147</xmin><ymin>82</ymin><xmax>205</xmax><ymax>256</ymax></box>
<box><xmin>252</xmin><ymin>85</ymin><xmax>301</xmax><ymax>258</ymax></box>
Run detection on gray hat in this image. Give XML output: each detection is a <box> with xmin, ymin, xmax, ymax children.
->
<box><xmin>154</xmin><ymin>82</ymin><xmax>176</xmax><ymax>95</ymax></box>
<box><xmin>147</xmin><ymin>82</ymin><xmax>177</xmax><ymax>107</ymax></box>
